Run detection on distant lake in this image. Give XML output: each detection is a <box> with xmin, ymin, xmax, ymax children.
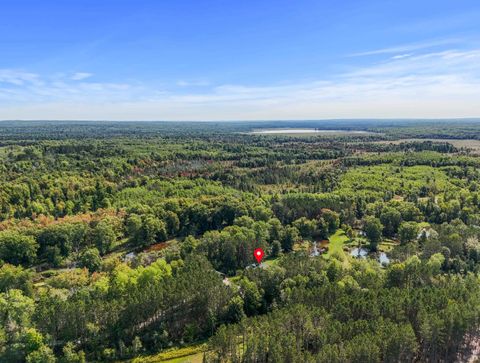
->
<box><xmin>250</xmin><ymin>128</ymin><xmax>370</xmax><ymax>135</ymax></box>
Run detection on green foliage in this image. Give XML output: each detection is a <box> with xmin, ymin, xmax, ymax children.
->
<box><xmin>61</xmin><ymin>342</ymin><xmax>86</xmax><ymax>363</ymax></box>
<box><xmin>270</xmin><ymin>240</ymin><xmax>282</xmax><ymax>258</ymax></box>
<box><xmin>0</xmin><ymin>290</ymin><xmax>53</xmax><ymax>362</ymax></box>
<box><xmin>239</xmin><ymin>277</ymin><xmax>263</xmax><ymax>316</ymax></box>
<box><xmin>1</xmin><ymin>122</ymin><xmax>480</xmax><ymax>361</ymax></box>
<box><xmin>0</xmin><ymin>264</ymin><xmax>33</xmax><ymax>295</ymax></box>
<box><xmin>398</xmin><ymin>221</ymin><xmax>419</xmax><ymax>244</ymax></box>
<box><xmin>0</xmin><ymin>231</ymin><xmax>38</xmax><ymax>266</ymax></box>
<box><xmin>322</xmin><ymin>209</ymin><xmax>340</xmax><ymax>234</ymax></box>
<box><xmin>380</xmin><ymin>206</ymin><xmax>402</xmax><ymax>237</ymax></box>
<box><xmin>26</xmin><ymin>345</ymin><xmax>56</xmax><ymax>363</ymax></box>
<box><xmin>87</xmin><ymin>220</ymin><xmax>116</xmax><ymax>255</ymax></box>
<box><xmin>37</xmin><ymin>223</ymin><xmax>86</xmax><ymax>261</ymax></box>
<box><xmin>364</xmin><ymin>216</ymin><xmax>383</xmax><ymax>251</ymax></box>
<box><xmin>224</xmin><ymin>295</ymin><xmax>245</xmax><ymax>323</ymax></box>
<box><xmin>199</xmin><ymin>223</ymin><xmax>269</xmax><ymax>274</ymax></box>
<box><xmin>292</xmin><ymin>217</ymin><xmax>317</xmax><ymax>239</ymax></box>
<box><xmin>208</xmin><ymin>254</ymin><xmax>479</xmax><ymax>363</ymax></box>
<box><xmin>78</xmin><ymin>248</ymin><xmax>102</xmax><ymax>272</ymax></box>
<box><xmin>281</xmin><ymin>226</ymin><xmax>300</xmax><ymax>252</ymax></box>
<box><xmin>127</xmin><ymin>214</ymin><xmax>167</xmax><ymax>247</ymax></box>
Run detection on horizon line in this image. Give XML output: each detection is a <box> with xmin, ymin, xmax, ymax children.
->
<box><xmin>2</xmin><ymin>117</ymin><xmax>480</xmax><ymax>123</ymax></box>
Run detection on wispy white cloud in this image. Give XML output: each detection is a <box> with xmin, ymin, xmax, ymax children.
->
<box><xmin>1</xmin><ymin>46</ymin><xmax>480</xmax><ymax>120</ymax></box>
<box><xmin>0</xmin><ymin>70</ymin><xmax>141</xmax><ymax>104</ymax></box>
<box><xmin>0</xmin><ymin>69</ymin><xmax>42</xmax><ymax>86</ymax></box>
<box><xmin>391</xmin><ymin>53</ymin><xmax>413</xmax><ymax>60</ymax></box>
<box><xmin>350</xmin><ymin>38</ymin><xmax>462</xmax><ymax>57</ymax></box>
<box><xmin>71</xmin><ymin>72</ymin><xmax>93</xmax><ymax>81</ymax></box>
<box><xmin>177</xmin><ymin>79</ymin><xmax>210</xmax><ymax>87</ymax></box>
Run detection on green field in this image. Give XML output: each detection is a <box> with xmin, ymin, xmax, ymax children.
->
<box><xmin>325</xmin><ymin>229</ymin><xmax>349</xmax><ymax>259</ymax></box>
<box><xmin>130</xmin><ymin>344</ymin><xmax>206</xmax><ymax>363</ymax></box>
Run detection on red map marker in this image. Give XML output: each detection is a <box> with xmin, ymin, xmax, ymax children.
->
<box><xmin>254</xmin><ymin>248</ymin><xmax>264</xmax><ymax>263</ymax></box>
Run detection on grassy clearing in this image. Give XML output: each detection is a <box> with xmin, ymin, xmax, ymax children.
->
<box><xmin>160</xmin><ymin>352</ymin><xmax>204</xmax><ymax>363</ymax></box>
<box><xmin>262</xmin><ymin>257</ymin><xmax>280</xmax><ymax>267</ymax></box>
<box><xmin>379</xmin><ymin>239</ymin><xmax>397</xmax><ymax>252</ymax></box>
<box><xmin>130</xmin><ymin>343</ymin><xmax>206</xmax><ymax>363</ymax></box>
<box><xmin>325</xmin><ymin>229</ymin><xmax>349</xmax><ymax>259</ymax></box>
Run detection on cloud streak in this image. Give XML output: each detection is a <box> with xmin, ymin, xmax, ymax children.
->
<box><xmin>0</xmin><ymin>69</ymin><xmax>42</xmax><ymax>86</ymax></box>
<box><xmin>177</xmin><ymin>79</ymin><xmax>211</xmax><ymax>87</ymax></box>
<box><xmin>71</xmin><ymin>72</ymin><xmax>93</xmax><ymax>81</ymax></box>
<box><xmin>349</xmin><ymin>38</ymin><xmax>462</xmax><ymax>57</ymax></box>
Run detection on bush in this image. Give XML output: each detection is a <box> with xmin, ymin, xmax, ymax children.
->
<box><xmin>79</xmin><ymin>248</ymin><xmax>101</xmax><ymax>272</ymax></box>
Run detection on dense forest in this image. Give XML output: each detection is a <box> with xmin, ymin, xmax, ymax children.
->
<box><xmin>2</xmin><ymin>120</ymin><xmax>480</xmax><ymax>362</ymax></box>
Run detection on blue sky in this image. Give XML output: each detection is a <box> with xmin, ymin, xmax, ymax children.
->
<box><xmin>1</xmin><ymin>0</ymin><xmax>480</xmax><ymax>120</ymax></box>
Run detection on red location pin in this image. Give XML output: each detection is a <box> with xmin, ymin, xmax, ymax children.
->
<box><xmin>254</xmin><ymin>248</ymin><xmax>264</xmax><ymax>263</ymax></box>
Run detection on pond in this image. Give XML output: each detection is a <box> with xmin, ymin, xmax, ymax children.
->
<box><xmin>350</xmin><ymin>247</ymin><xmax>368</xmax><ymax>258</ymax></box>
<box><xmin>350</xmin><ymin>248</ymin><xmax>390</xmax><ymax>265</ymax></box>
<box><xmin>379</xmin><ymin>252</ymin><xmax>390</xmax><ymax>265</ymax></box>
